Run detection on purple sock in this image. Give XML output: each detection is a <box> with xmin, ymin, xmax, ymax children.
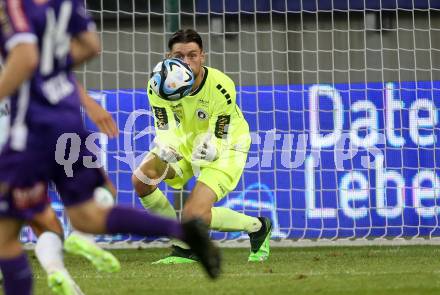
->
<box><xmin>106</xmin><ymin>206</ymin><xmax>184</xmax><ymax>240</ymax></box>
<box><xmin>0</xmin><ymin>252</ymin><xmax>33</xmax><ymax>295</ymax></box>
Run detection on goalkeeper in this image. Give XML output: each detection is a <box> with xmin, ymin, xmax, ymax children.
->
<box><xmin>132</xmin><ymin>29</ymin><xmax>272</xmax><ymax>264</ymax></box>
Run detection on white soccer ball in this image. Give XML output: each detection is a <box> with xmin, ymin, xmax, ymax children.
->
<box><xmin>149</xmin><ymin>58</ymin><xmax>195</xmax><ymax>101</ymax></box>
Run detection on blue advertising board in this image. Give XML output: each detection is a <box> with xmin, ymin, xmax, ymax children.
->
<box><xmin>12</xmin><ymin>80</ymin><xmax>440</xmax><ymax>242</ymax></box>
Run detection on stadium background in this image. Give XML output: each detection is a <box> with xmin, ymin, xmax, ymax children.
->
<box><xmin>17</xmin><ymin>0</ymin><xmax>440</xmax><ymax>244</ymax></box>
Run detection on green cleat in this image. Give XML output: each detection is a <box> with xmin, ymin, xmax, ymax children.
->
<box><xmin>153</xmin><ymin>219</ymin><xmax>221</xmax><ymax>280</ymax></box>
<box><xmin>152</xmin><ymin>245</ymin><xmax>199</xmax><ymax>265</ymax></box>
<box><xmin>64</xmin><ymin>234</ymin><xmax>121</xmax><ymax>273</ymax></box>
<box><xmin>152</xmin><ymin>256</ymin><xmax>197</xmax><ymax>264</ymax></box>
<box><xmin>47</xmin><ymin>271</ymin><xmax>83</xmax><ymax>295</ymax></box>
<box><xmin>248</xmin><ymin>217</ymin><xmax>272</xmax><ymax>262</ymax></box>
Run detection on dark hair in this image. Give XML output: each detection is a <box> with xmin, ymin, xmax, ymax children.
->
<box><xmin>168</xmin><ymin>29</ymin><xmax>203</xmax><ymax>51</ymax></box>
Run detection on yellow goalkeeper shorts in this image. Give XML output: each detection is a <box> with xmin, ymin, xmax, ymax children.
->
<box><xmin>164</xmin><ymin>149</ymin><xmax>248</xmax><ymax>201</ymax></box>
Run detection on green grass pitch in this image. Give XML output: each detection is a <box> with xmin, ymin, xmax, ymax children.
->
<box><xmin>30</xmin><ymin>246</ymin><xmax>440</xmax><ymax>295</ymax></box>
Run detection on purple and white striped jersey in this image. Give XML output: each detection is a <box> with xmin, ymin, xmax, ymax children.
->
<box><xmin>0</xmin><ymin>0</ymin><xmax>95</xmax><ymax>150</ymax></box>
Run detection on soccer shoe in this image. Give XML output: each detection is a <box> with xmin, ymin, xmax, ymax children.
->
<box><xmin>47</xmin><ymin>271</ymin><xmax>84</xmax><ymax>295</ymax></box>
<box><xmin>248</xmin><ymin>217</ymin><xmax>273</xmax><ymax>262</ymax></box>
<box><xmin>152</xmin><ymin>245</ymin><xmax>199</xmax><ymax>264</ymax></box>
<box><xmin>181</xmin><ymin>218</ymin><xmax>221</xmax><ymax>279</ymax></box>
<box><xmin>64</xmin><ymin>234</ymin><xmax>121</xmax><ymax>273</ymax></box>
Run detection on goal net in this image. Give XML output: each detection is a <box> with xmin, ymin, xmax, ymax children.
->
<box><xmin>16</xmin><ymin>0</ymin><xmax>440</xmax><ymax>246</ymax></box>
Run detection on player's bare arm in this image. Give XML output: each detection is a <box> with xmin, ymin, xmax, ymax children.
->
<box><xmin>0</xmin><ymin>43</ymin><xmax>38</xmax><ymax>101</ymax></box>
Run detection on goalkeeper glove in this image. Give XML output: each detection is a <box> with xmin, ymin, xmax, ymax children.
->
<box><xmin>192</xmin><ymin>139</ymin><xmax>218</xmax><ymax>162</ymax></box>
<box><xmin>153</xmin><ymin>140</ymin><xmax>183</xmax><ymax>163</ymax></box>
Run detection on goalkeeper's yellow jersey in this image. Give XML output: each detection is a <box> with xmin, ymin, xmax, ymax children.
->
<box><xmin>147</xmin><ymin>66</ymin><xmax>251</xmax><ymax>161</ymax></box>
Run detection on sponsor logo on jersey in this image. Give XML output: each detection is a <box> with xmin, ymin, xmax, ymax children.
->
<box><xmin>215</xmin><ymin>115</ymin><xmax>230</xmax><ymax>139</ymax></box>
<box><xmin>12</xmin><ymin>182</ymin><xmax>47</xmax><ymax>209</ymax></box>
<box><xmin>152</xmin><ymin>106</ymin><xmax>168</xmax><ymax>130</ymax></box>
<box><xmin>198</xmin><ymin>98</ymin><xmax>209</xmax><ymax>107</ymax></box>
<box><xmin>218</xmin><ymin>183</ymin><xmax>226</xmax><ymax>196</ymax></box>
<box><xmin>196</xmin><ymin>108</ymin><xmax>208</xmax><ymax>120</ymax></box>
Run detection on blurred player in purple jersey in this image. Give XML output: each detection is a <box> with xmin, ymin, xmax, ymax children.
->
<box><xmin>31</xmin><ymin>88</ymin><xmax>121</xmax><ymax>295</ymax></box>
<box><xmin>1</xmin><ymin>86</ymin><xmax>121</xmax><ymax>294</ymax></box>
<box><xmin>0</xmin><ymin>1</ymin><xmax>220</xmax><ymax>294</ymax></box>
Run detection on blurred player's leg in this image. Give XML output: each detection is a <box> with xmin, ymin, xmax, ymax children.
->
<box><xmin>64</xmin><ymin>230</ymin><xmax>120</xmax><ymax>273</ymax></box>
<box><xmin>64</xmin><ymin>185</ymin><xmax>120</xmax><ymax>273</ymax></box>
<box><xmin>0</xmin><ymin>218</ymin><xmax>32</xmax><ymax>295</ymax></box>
<box><xmin>30</xmin><ymin>206</ymin><xmax>84</xmax><ymax>295</ymax></box>
<box><xmin>36</xmin><ymin>232</ymin><xmax>84</xmax><ymax>295</ymax></box>
<box><xmin>65</xmin><ymin>198</ymin><xmax>221</xmax><ymax>279</ymax></box>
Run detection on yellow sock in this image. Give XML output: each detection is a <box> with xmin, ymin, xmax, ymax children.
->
<box><xmin>139</xmin><ymin>189</ymin><xmax>189</xmax><ymax>249</ymax></box>
<box><xmin>210</xmin><ymin>207</ymin><xmax>262</xmax><ymax>233</ymax></box>
<box><xmin>139</xmin><ymin>189</ymin><xmax>176</xmax><ymax>220</ymax></box>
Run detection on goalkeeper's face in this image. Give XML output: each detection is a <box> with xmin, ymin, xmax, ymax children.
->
<box><xmin>168</xmin><ymin>42</ymin><xmax>205</xmax><ymax>78</ymax></box>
